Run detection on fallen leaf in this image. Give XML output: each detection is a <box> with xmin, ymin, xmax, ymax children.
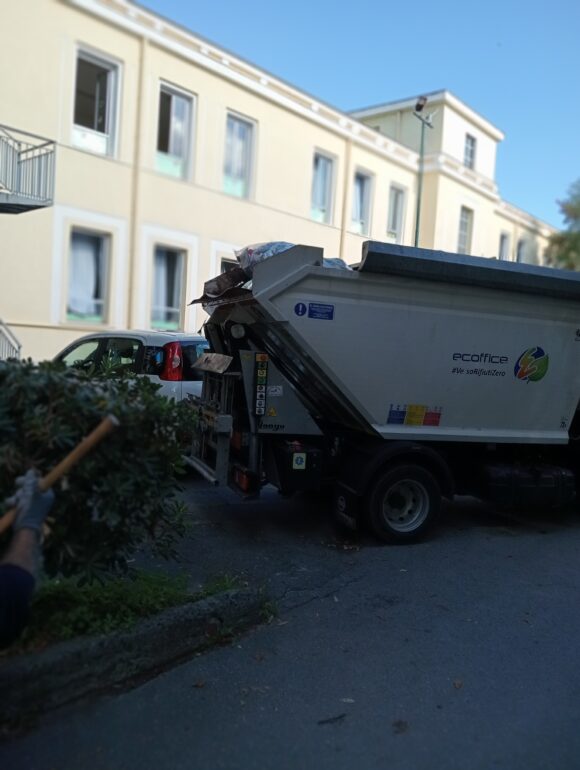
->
<box><xmin>254</xmin><ymin>653</ymin><xmax>266</xmax><ymax>662</ymax></box>
<box><xmin>392</xmin><ymin>719</ymin><xmax>409</xmax><ymax>734</ymax></box>
<box><xmin>193</xmin><ymin>681</ymin><xmax>206</xmax><ymax>689</ymax></box>
<box><xmin>453</xmin><ymin>679</ymin><xmax>463</xmax><ymax>690</ymax></box>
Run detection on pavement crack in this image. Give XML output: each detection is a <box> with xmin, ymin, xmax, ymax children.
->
<box><xmin>276</xmin><ymin>573</ymin><xmax>364</xmax><ymax>612</ymax></box>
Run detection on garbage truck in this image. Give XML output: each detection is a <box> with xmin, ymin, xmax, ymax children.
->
<box><xmin>185</xmin><ymin>240</ymin><xmax>580</xmax><ymax>543</ymax></box>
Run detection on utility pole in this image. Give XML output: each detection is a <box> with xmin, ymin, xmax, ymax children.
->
<box><xmin>413</xmin><ymin>96</ymin><xmax>434</xmax><ymax>248</ymax></box>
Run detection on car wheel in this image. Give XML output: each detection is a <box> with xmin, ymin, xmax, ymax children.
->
<box><xmin>366</xmin><ymin>464</ymin><xmax>440</xmax><ymax>543</ymax></box>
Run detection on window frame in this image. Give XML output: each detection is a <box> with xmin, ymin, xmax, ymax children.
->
<box><xmin>223</xmin><ymin>111</ymin><xmax>256</xmax><ymax>199</ymax></box>
<box><xmin>155</xmin><ymin>81</ymin><xmax>195</xmax><ymax>180</ymax></box>
<box><xmin>351</xmin><ymin>169</ymin><xmax>373</xmax><ymax>236</ymax></box>
<box><xmin>457</xmin><ymin>206</ymin><xmax>474</xmax><ymax>255</ymax></box>
<box><xmin>151</xmin><ymin>244</ymin><xmax>186</xmax><ymax>331</ymax></box>
<box><xmin>386</xmin><ymin>184</ymin><xmax>406</xmax><ymax>243</ymax></box>
<box><xmin>464</xmin><ymin>133</ymin><xmax>477</xmax><ymax>170</ymax></box>
<box><xmin>310</xmin><ymin>150</ymin><xmax>335</xmax><ymax>224</ymax></box>
<box><xmin>66</xmin><ymin>228</ymin><xmax>111</xmax><ymax>325</ymax></box>
<box><xmin>72</xmin><ymin>47</ymin><xmax>120</xmax><ymax>157</ymax></box>
<box><xmin>516</xmin><ymin>238</ymin><xmax>526</xmax><ymax>263</ymax></box>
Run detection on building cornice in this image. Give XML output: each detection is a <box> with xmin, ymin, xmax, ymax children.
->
<box><xmin>495</xmin><ymin>201</ymin><xmax>556</xmax><ymax>237</ymax></box>
<box><xmin>423</xmin><ymin>152</ymin><xmax>500</xmax><ymax>202</ymax></box>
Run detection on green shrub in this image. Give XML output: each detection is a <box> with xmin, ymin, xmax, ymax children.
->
<box><xmin>0</xmin><ymin>360</ymin><xmax>197</xmax><ymax>583</ymax></box>
<box><xmin>15</xmin><ymin>570</ymin><xmax>192</xmax><ymax>650</ymax></box>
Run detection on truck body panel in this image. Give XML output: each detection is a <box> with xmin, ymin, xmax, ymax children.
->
<box><xmin>206</xmin><ymin>243</ymin><xmax>580</xmax><ymax>445</ymax></box>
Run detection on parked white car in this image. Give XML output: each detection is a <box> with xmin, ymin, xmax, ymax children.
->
<box><xmin>54</xmin><ymin>330</ymin><xmax>209</xmax><ymax>400</ymax></box>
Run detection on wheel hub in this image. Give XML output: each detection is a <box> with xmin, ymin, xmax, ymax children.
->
<box><xmin>383</xmin><ymin>479</ymin><xmax>429</xmax><ymax>533</ymax></box>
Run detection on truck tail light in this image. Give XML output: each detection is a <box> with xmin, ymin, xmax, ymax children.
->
<box><xmin>160</xmin><ymin>341</ymin><xmax>183</xmax><ymax>381</ymax></box>
<box><xmin>233</xmin><ymin>465</ymin><xmax>259</xmax><ymax>495</ymax></box>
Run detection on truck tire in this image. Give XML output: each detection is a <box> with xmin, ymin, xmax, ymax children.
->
<box><xmin>366</xmin><ymin>464</ymin><xmax>441</xmax><ymax>543</ymax></box>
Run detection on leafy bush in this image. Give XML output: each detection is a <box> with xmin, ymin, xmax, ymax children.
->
<box><xmin>0</xmin><ymin>360</ymin><xmax>197</xmax><ymax>583</ymax></box>
<box><xmin>14</xmin><ymin>570</ymin><xmax>192</xmax><ymax>651</ymax></box>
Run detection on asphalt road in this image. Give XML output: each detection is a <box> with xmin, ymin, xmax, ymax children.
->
<box><xmin>3</xmin><ymin>479</ymin><xmax>580</xmax><ymax>770</ymax></box>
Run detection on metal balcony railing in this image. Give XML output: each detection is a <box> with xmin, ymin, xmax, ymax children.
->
<box><xmin>0</xmin><ymin>124</ymin><xmax>56</xmax><ymax>213</ymax></box>
<box><xmin>0</xmin><ymin>320</ymin><xmax>21</xmax><ymax>360</ymax></box>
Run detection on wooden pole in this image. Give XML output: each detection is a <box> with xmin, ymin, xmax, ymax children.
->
<box><xmin>0</xmin><ymin>414</ymin><xmax>119</xmax><ymax>536</ymax></box>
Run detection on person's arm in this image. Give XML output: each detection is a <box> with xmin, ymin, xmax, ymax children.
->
<box><xmin>1</xmin><ymin>528</ymin><xmax>43</xmax><ymax>575</ymax></box>
<box><xmin>0</xmin><ymin>471</ymin><xmax>54</xmax><ymax>647</ymax></box>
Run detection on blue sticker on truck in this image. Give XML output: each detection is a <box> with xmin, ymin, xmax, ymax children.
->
<box><xmin>308</xmin><ymin>302</ymin><xmax>334</xmax><ymax>320</ymax></box>
<box><xmin>294</xmin><ymin>303</ymin><xmax>307</xmax><ymax>316</ymax></box>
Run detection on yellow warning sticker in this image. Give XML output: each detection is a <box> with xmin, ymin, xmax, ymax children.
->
<box><xmin>267</xmin><ymin>407</ymin><xmax>277</xmax><ymax>417</ymax></box>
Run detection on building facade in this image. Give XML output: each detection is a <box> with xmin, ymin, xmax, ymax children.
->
<box><xmin>0</xmin><ymin>0</ymin><xmax>555</xmax><ymax>359</ymax></box>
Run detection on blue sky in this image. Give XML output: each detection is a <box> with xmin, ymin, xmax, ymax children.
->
<box><xmin>142</xmin><ymin>0</ymin><xmax>579</xmax><ymax>229</ymax></box>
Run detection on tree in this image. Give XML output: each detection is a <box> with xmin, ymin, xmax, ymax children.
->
<box><xmin>546</xmin><ymin>179</ymin><xmax>580</xmax><ymax>270</ymax></box>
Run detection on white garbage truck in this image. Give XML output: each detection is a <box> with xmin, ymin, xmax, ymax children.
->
<box><xmin>186</xmin><ymin>240</ymin><xmax>580</xmax><ymax>542</ymax></box>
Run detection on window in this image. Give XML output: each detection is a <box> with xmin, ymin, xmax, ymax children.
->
<box><xmin>457</xmin><ymin>206</ymin><xmax>473</xmax><ymax>254</ymax></box>
<box><xmin>102</xmin><ymin>338</ymin><xmax>141</xmax><ymax>373</ymax></box>
<box><xmin>156</xmin><ymin>85</ymin><xmax>192</xmax><ymax>178</ymax></box>
<box><xmin>59</xmin><ymin>339</ymin><xmax>101</xmax><ymax>369</ymax></box>
<box><xmin>182</xmin><ymin>341</ymin><xmax>210</xmax><ymax>382</ymax></box>
<box><xmin>151</xmin><ymin>246</ymin><xmax>184</xmax><ymax>330</ymax></box>
<box><xmin>67</xmin><ymin>230</ymin><xmax>109</xmax><ymax>323</ymax></box>
<box><xmin>464</xmin><ymin>134</ymin><xmax>476</xmax><ymax>170</ymax></box>
<box><xmin>311</xmin><ymin>152</ymin><xmax>333</xmax><ymax>223</ymax></box>
<box><xmin>351</xmin><ymin>172</ymin><xmax>372</xmax><ymax>235</ymax></box>
<box><xmin>499</xmin><ymin>232</ymin><xmax>510</xmax><ymax>260</ymax></box>
<box><xmin>223</xmin><ymin>113</ymin><xmax>254</xmax><ymax>198</ymax></box>
<box><xmin>387</xmin><ymin>185</ymin><xmax>405</xmax><ymax>243</ymax></box>
<box><xmin>73</xmin><ymin>52</ymin><xmax>117</xmax><ymax>155</ymax></box>
<box><xmin>516</xmin><ymin>238</ymin><xmax>526</xmax><ymax>263</ymax></box>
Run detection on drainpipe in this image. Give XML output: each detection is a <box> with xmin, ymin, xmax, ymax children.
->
<box><xmin>127</xmin><ymin>35</ymin><xmax>148</xmax><ymax>328</ymax></box>
<box><xmin>339</xmin><ymin>137</ymin><xmax>352</xmax><ymax>261</ymax></box>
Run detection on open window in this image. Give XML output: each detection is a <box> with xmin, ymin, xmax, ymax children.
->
<box><xmin>73</xmin><ymin>51</ymin><xmax>118</xmax><ymax>155</ymax></box>
<box><xmin>156</xmin><ymin>84</ymin><xmax>193</xmax><ymax>179</ymax></box>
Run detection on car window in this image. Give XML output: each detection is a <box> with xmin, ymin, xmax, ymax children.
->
<box><xmin>142</xmin><ymin>346</ymin><xmax>165</xmax><ymax>376</ymax></box>
<box><xmin>101</xmin><ymin>338</ymin><xmax>142</xmax><ymax>374</ymax></box>
<box><xmin>59</xmin><ymin>339</ymin><xmax>101</xmax><ymax>369</ymax></box>
<box><xmin>182</xmin><ymin>342</ymin><xmax>209</xmax><ymax>381</ymax></box>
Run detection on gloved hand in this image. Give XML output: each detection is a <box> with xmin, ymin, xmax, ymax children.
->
<box><xmin>4</xmin><ymin>470</ymin><xmax>55</xmax><ymax>533</ymax></box>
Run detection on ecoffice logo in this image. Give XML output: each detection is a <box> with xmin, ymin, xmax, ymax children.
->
<box><xmin>514</xmin><ymin>347</ymin><xmax>549</xmax><ymax>382</ymax></box>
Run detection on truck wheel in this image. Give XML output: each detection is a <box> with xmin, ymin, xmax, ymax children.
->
<box><xmin>366</xmin><ymin>464</ymin><xmax>440</xmax><ymax>543</ymax></box>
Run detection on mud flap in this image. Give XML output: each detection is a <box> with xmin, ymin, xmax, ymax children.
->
<box><xmin>333</xmin><ymin>482</ymin><xmax>359</xmax><ymax>531</ymax></box>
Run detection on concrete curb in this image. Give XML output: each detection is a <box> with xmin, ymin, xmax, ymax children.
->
<box><xmin>0</xmin><ymin>588</ymin><xmax>265</xmax><ymax>726</ymax></box>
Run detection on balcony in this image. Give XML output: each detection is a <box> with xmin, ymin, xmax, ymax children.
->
<box><xmin>0</xmin><ymin>124</ymin><xmax>56</xmax><ymax>214</ymax></box>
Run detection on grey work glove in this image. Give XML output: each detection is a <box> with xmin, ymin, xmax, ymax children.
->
<box><xmin>4</xmin><ymin>469</ymin><xmax>55</xmax><ymax>533</ymax></box>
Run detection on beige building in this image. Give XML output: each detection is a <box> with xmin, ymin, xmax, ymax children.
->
<box><xmin>0</xmin><ymin>0</ymin><xmax>555</xmax><ymax>360</ymax></box>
